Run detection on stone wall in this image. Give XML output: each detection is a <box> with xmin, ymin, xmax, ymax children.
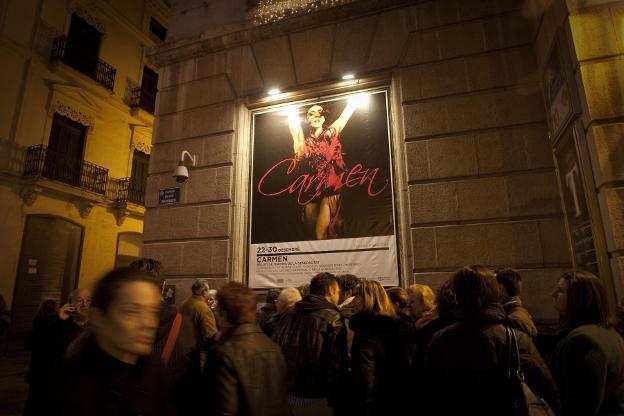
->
<box><xmin>147</xmin><ymin>0</ymin><xmax>573</xmax><ymax>321</ymax></box>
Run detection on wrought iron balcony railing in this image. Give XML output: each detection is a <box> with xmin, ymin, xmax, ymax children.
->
<box><xmin>51</xmin><ymin>35</ymin><xmax>116</xmax><ymax>91</ymax></box>
<box><xmin>110</xmin><ymin>177</ymin><xmax>146</xmax><ymax>206</ymax></box>
<box><xmin>129</xmin><ymin>86</ymin><xmax>156</xmax><ymax>114</ymax></box>
<box><xmin>24</xmin><ymin>145</ymin><xmax>109</xmax><ymax>195</ymax></box>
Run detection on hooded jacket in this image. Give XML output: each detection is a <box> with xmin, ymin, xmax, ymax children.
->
<box><xmin>349</xmin><ymin>312</ymin><xmax>410</xmax><ymax>415</ymax></box>
<box><xmin>271</xmin><ymin>294</ymin><xmax>349</xmax><ymax>403</ymax></box>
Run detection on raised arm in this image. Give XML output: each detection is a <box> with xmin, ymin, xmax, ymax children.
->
<box><xmin>288</xmin><ymin>111</ymin><xmax>305</xmax><ymax>155</ymax></box>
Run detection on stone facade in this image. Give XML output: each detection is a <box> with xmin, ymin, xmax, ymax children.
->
<box><xmin>146</xmin><ymin>0</ymin><xmax>622</xmax><ymax>322</ymax></box>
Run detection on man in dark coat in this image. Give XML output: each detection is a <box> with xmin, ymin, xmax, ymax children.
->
<box><xmin>24</xmin><ymin>288</ymin><xmax>90</xmax><ymax>416</ymax></box>
<box><xmin>425</xmin><ymin>265</ymin><xmax>558</xmax><ymax>416</ymax></box>
<box><xmin>496</xmin><ymin>268</ymin><xmax>538</xmax><ymax>337</ymax></box>
<box><xmin>204</xmin><ymin>282</ymin><xmax>290</xmax><ymax>416</ymax></box>
<box><xmin>272</xmin><ymin>273</ymin><xmax>349</xmax><ymax>415</ymax></box>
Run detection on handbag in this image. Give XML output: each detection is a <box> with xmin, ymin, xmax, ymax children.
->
<box><xmin>506</xmin><ymin>325</ymin><xmax>555</xmax><ymax>416</ymax></box>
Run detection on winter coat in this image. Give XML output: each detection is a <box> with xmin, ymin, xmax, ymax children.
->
<box><xmin>425</xmin><ymin>304</ymin><xmax>558</xmax><ymax>416</ymax></box>
<box><xmin>60</xmin><ymin>337</ymin><xmax>175</xmax><ymax>416</ymax></box>
<box><xmin>503</xmin><ymin>296</ymin><xmax>538</xmax><ymax>337</ymax></box>
<box><xmin>257</xmin><ymin>303</ymin><xmax>277</xmax><ymax>333</ymax></box>
<box><xmin>349</xmin><ymin>312</ymin><xmax>410</xmax><ymax>415</ymax></box>
<box><xmin>550</xmin><ymin>324</ymin><xmax>624</xmax><ymax>416</ymax></box>
<box><xmin>204</xmin><ymin>323</ymin><xmax>290</xmax><ymax>416</ymax></box>
<box><xmin>272</xmin><ymin>294</ymin><xmax>349</xmax><ymax>404</ymax></box>
<box><xmin>180</xmin><ymin>294</ymin><xmax>217</xmax><ymax>370</ymax></box>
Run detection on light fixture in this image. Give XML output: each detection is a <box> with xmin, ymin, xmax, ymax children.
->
<box><xmin>268</xmin><ymin>88</ymin><xmax>281</xmax><ymax>95</ymax></box>
<box><xmin>173</xmin><ymin>150</ymin><xmax>196</xmax><ymax>183</ymax></box>
<box><xmin>342</xmin><ymin>73</ymin><xmax>355</xmax><ymax>80</ymax></box>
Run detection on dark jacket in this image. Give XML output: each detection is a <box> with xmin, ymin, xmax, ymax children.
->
<box><xmin>425</xmin><ymin>304</ymin><xmax>558</xmax><ymax>416</ymax></box>
<box><xmin>272</xmin><ymin>294</ymin><xmax>349</xmax><ymax>404</ymax></box>
<box><xmin>349</xmin><ymin>312</ymin><xmax>410</xmax><ymax>415</ymax></box>
<box><xmin>550</xmin><ymin>324</ymin><xmax>624</xmax><ymax>416</ymax></box>
<box><xmin>204</xmin><ymin>323</ymin><xmax>290</xmax><ymax>416</ymax></box>
<box><xmin>411</xmin><ymin>312</ymin><xmax>455</xmax><ymax>390</ymax></box>
<box><xmin>257</xmin><ymin>303</ymin><xmax>277</xmax><ymax>333</ymax></box>
<box><xmin>503</xmin><ymin>296</ymin><xmax>538</xmax><ymax>337</ymax></box>
<box><xmin>60</xmin><ymin>338</ymin><xmax>175</xmax><ymax>416</ymax></box>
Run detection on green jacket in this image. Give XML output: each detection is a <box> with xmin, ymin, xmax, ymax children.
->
<box><xmin>551</xmin><ymin>324</ymin><xmax>624</xmax><ymax>416</ymax></box>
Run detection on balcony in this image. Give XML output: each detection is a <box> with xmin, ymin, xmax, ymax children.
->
<box><xmin>130</xmin><ymin>86</ymin><xmax>156</xmax><ymax>114</ymax></box>
<box><xmin>51</xmin><ymin>35</ymin><xmax>116</xmax><ymax>92</ymax></box>
<box><xmin>110</xmin><ymin>177</ymin><xmax>146</xmax><ymax>206</ymax></box>
<box><xmin>24</xmin><ymin>145</ymin><xmax>108</xmax><ymax>195</ymax></box>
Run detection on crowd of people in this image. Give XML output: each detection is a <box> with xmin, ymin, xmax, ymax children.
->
<box><xmin>17</xmin><ymin>259</ymin><xmax>624</xmax><ymax>416</ymax></box>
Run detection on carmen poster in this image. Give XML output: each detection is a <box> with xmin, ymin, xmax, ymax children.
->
<box><xmin>248</xmin><ymin>90</ymin><xmax>399</xmax><ymax>288</ymax></box>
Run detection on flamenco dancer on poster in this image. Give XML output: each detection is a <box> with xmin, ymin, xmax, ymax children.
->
<box><xmin>287</xmin><ymin>97</ymin><xmax>361</xmax><ymax>240</ymax></box>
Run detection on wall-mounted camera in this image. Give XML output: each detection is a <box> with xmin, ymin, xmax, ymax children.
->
<box><xmin>173</xmin><ymin>150</ymin><xmax>196</xmax><ymax>183</ymax></box>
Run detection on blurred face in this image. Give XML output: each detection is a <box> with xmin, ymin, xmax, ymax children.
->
<box><xmin>327</xmin><ymin>282</ymin><xmax>340</xmax><ymax>306</ymax></box>
<box><xmin>306</xmin><ymin>105</ymin><xmax>325</xmax><ymax>129</ymax></box>
<box><xmin>70</xmin><ymin>289</ymin><xmax>92</xmax><ymax>318</ymax></box>
<box><xmin>552</xmin><ymin>278</ymin><xmax>568</xmax><ymax>316</ymax></box>
<box><xmin>92</xmin><ymin>281</ymin><xmax>161</xmax><ymax>362</ymax></box>
<box><xmin>409</xmin><ymin>292</ymin><xmax>425</xmax><ymax>318</ymax></box>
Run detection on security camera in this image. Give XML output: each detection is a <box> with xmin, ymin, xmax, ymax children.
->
<box><xmin>173</xmin><ymin>150</ymin><xmax>196</xmax><ymax>183</ymax></box>
<box><xmin>173</xmin><ymin>162</ymin><xmax>189</xmax><ymax>183</ymax></box>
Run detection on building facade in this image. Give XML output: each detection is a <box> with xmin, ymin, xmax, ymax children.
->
<box><xmin>0</xmin><ymin>0</ymin><xmax>169</xmax><ymax>349</ymax></box>
<box><xmin>144</xmin><ymin>0</ymin><xmax>624</xmax><ymax>324</ymax></box>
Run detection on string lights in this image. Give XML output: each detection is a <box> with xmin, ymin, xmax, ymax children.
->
<box><xmin>253</xmin><ymin>0</ymin><xmax>356</xmax><ymax>25</ymax></box>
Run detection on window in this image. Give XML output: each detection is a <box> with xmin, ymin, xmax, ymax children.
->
<box><xmin>149</xmin><ymin>17</ymin><xmax>167</xmax><ymax>42</ymax></box>
<box><xmin>139</xmin><ymin>66</ymin><xmax>158</xmax><ymax>114</ymax></box>
<box><xmin>129</xmin><ymin>150</ymin><xmax>149</xmax><ymax>205</ymax></box>
<box><xmin>44</xmin><ymin>114</ymin><xmax>86</xmax><ymax>186</ymax></box>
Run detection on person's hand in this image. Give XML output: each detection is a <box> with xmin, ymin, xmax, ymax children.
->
<box><xmin>58</xmin><ymin>304</ymin><xmax>76</xmax><ymax>320</ymax></box>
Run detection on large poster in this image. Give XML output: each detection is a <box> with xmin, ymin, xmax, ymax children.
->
<box><xmin>249</xmin><ymin>90</ymin><xmax>398</xmax><ymax>288</ymax></box>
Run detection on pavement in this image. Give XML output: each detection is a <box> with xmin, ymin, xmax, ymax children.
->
<box><xmin>0</xmin><ymin>352</ymin><xmax>29</xmax><ymax>416</ymax></box>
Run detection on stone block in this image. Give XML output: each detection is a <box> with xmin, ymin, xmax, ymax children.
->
<box><xmin>142</xmin><ymin>241</ymin><xmax>183</xmax><ymax>275</ymax></box>
<box><xmin>405</xmin><ymin>140</ymin><xmax>429</xmax><ymax>181</ymax></box>
<box><xmin>157</xmin><ymin>75</ymin><xmax>234</xmax><ymax>115</ymax></box>
<box><xmin>588</xmin><ymin>123</ymin><xmax>624</xmax><ymax>186</ymax></box>
<box><xmin>447</xmin><ymin>92</ymin><xmax>498</xmax><ymax>133</ymax></box>
<box><xmin>186</xmin><ymin>166</ymin><xmax>232</xmax><ymax>204</ymax></box>
<box><xmin>538</xmin><ymin>218</ymin><xmax>572</xmax><ymax>265</ymax></box>
<box><xmin>581</xmin><ymin>59</ymin><xmax>624</xmax><ymax>120</ymax></box>
<box><xmin>613</xmin><ymin>3</ymin><xmax>624</xmax><ymax>55</ymax></box>
<box><xmin>523</xmin><ymin>124</ymin><xmax>555</xmax><ymax>169</ymax></box>
<box><xmin>415</xmin><ymin>0</ymin><xmax>459</xmax><ymax>29</ymax></box>
<box><xmin>507</xmin><ymin>171</ymin><xmax>562</xmax><ymax>216</ymax></box>
<box><xmin>456</xmin><ymin>176</ymin><xmax>509</xmax><ymax>220</ymax></box>
<box><xmin>411</xmin><ymin>227</ymin><xmax>438</xmax><ymax>269</ymax></box>
<box><xmin>180</xmin><ymin>239</ymin><xmax>229</xmax><ymax>275</ymax></box>
<box><xmin>153</xmin><ymin>102</ymin><xmax>235</xmax><ymax>143</ymax></box>
<box><xmin>198</xmin><ymin>203</ymin><xmax>231</xmax><ymax>237</ymax></box>
<box><xmin>252</xmin><ymin>36</ymin><xmax>296</xmax><ymax>88</ymax></box>
<box><xmin>149</xmin><ymin>133</ymin><xmax>233</xmax><ymax>174</ymax></box>
<box><xmin>226</xmin><ymin>45</ymin><xmax>264</xmax><ymax>97</ymax></box>
<box><xmin>520</xmin><ymin>268</ymin><xmax>564</xmax><ymax>321</ymax></box>
<box><xmin>290</xmin><ymin>26</ymin><xmax>333</xmax><ymax>84</ymax></box>
<box><xmin>438</xmin><ymin>21</ymin><xmax>485</xmax><ymax>60</ymax></box>
<box><xmin>143</xmin><ymin>207</ymin><xmax>200</xmax><ymax>242</ymax></box>
<box><xmin>483</xmin><ymin>12</ymin><xmax>536</xmax><ymax>50</ymax></box>
<box><xmin>569</xmin><ymin>7</ymin><xmax>619</xmax><ymax>61</ymax></box>
<box><xmin>483</xmin><ymin>221</ymin><xmax>543</xmax><ymax>266</ymax></box>
<box><xmin>402</xmin><ymin>30</ymin><xmax>440</xmax><ymax>65</ymax></box>
<box><xmin>402</xmin><ymin>101</ymin><xmax>448</xmax><ymax>139</ymax></box>
<box><xmin>365</xmin><ymin>8</ymin><xmax>411</xmax><ymax>71</ymax></box>
<box><xmin>196</xmin><ymin>51</ymin><xmax>228</xmax><ymax>80</ymax></box>
<box><xmin>495</xmin><ymin>84</ymin><xmax>545</xmax><ymax>126</ymax></box>
<box><xmin>435</xmin><ymin>224</ymin><xmax>488</xmax><ymax>268</ymax></box>
<box><xmin>504</xmin><ymin>47</ymin><xmax>540</xmax><ymax>84</ymax></box>
<box><xmin>411</xmin><ymin>272</ymin><xmax>454</xmax><ymax>291</ymax></box>
<box><xmin>402</xmin><ymin>59</ymin><xmax>468</xmax><ymax>101</ymax></box>
<box><xmin>602</xmin><ymin>187</ymin><xmax>624</xmax><ymax>250</ymax></box>
<box><xmin>458</xmin><ymin>0</ymin><xmax>519</xmax><ymax>20</ymax></box>
<box><xmin>427</xmin><ymin>134</ymin><xmax>478</xmax><ymax>178</ymax></box>
<box><xmin>331</xmin><ymin>16</ymin><xmax>378</xmax><ymax>74</ymax></box>
<box><xmin>409</xmin><ymin>183</ymin><xmax>458</xmax><ymax>224</ymax></box>
<box><xmin>465</xmin><ymin>52</ymin><xmax>508</xmax><ymax>92</ymax></box>
<box><xmin>159</xmin><ymin>58</ymin><xmax>196</xmax><ymax>89</ymax></box>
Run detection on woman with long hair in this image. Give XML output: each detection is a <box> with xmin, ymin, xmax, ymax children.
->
<box><xmin>550</xmin><ymin>270</ymin><xmax>624</xmax><ymax>415</ymax></box>
<box><xmin>349</xmin><ymin>280</ymin><xmax>409</xmax><ymax>415</ymax></box>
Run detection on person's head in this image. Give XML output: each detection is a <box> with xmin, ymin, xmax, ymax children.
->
<box><xmin>90</xmin><ymin>267</ymin><xmax>161</xmax><ymax>364</ymax></box>
<box><xmin>353</xmin><ymin>280</ymin><xmax>395</xmax><ymax>316</ymax></box>
<box><xmin>306</xmin><ymin>104</ymin><xmax>328</xmax><ymax>130</ymax></box>
<box><xmin>452</xmin><ymin>265</ymin><xmax>499</xmax><ymax>312</ymax></box>
<box><xmin>265</xmin><ymin>288</ymin><xmax>282</xmax><ymax>305</ymax></box>
<box><xmin>386</xmin><ymin>287</ymin><xmax>409</xmax><ymax>314</ymax></box>
<box><xmin>128</xmin><ymin>258</ymin><xmax>166</xmax><ymax>293</ymax></box>
<box><xmin>553</xmin><ymin>270</ymin><xmax>614</xmax><ymax>330</ymax></box>
<box><xmin>216</xmin><ymin>283</ymin><xmax>256</xmax><ymax>329</ymax></box>
<box><xmin>435</xmin><ymin>279</ymin><xmax>456</xmax><ymax>318</ymax></box>
<box><xmin>68</xmin><ymin>288</ymin><xmax>91</xmax><ymax>321</ymax></box>
<box><xmin>336</xmin><ymin>274</ymin><xmax>361</xmax><ymax>304</ymax></box>
<box><xmin>37</xmin><ymin>298</ymin><xmax>57</xmax><ymax>317</ymax></box>
<box><xmin>191</xmin><ymin>279</ymin><xmax>210</xmax><ymax>300</ymax></box>
<box><xmin>495</xmin><ymin>268</ymin><xmax>522</xmax><ymax>300</ymax></box>
<box><xmin>407</xmin><ymin>284</ymin><xmax>436</xmax><ymax>319</ymax></box>
<box><xmin>207</xmin><ymin>289</ymin><xmax>218</xmax><ymax>309</ymax></box>
<box><xmin>309</xmin><ymin>272</ymin><xmax>340</xmax><ymax>305</ymax></box>
<box><xmin>276</xmin><ymin>287</ymin><xmax>302</xmax><ymax>313</ymax></box>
